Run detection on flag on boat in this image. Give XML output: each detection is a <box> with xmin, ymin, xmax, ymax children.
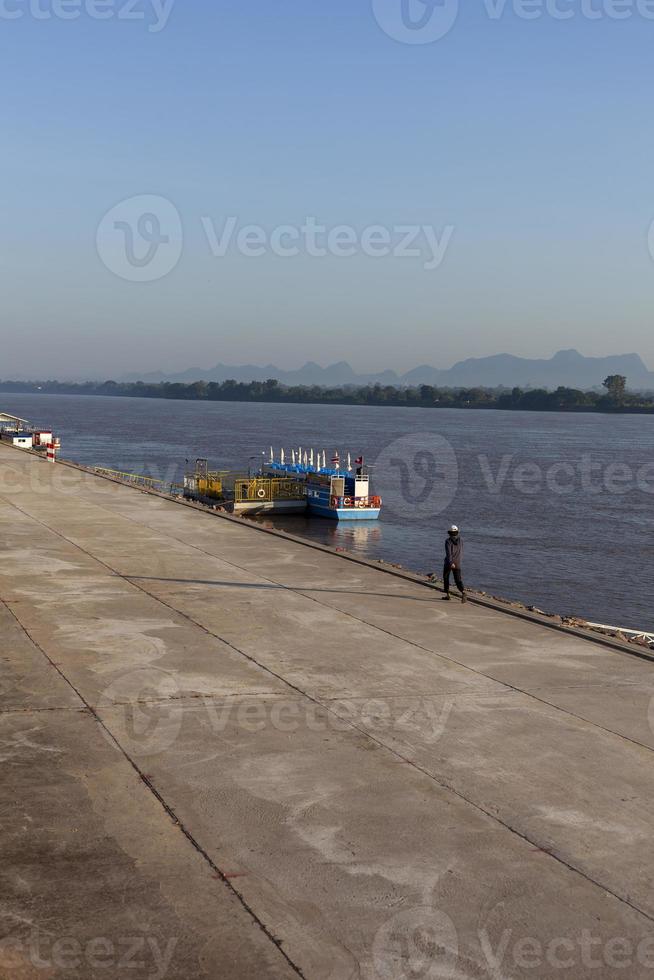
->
<box><xmin>355</xmin><ymin>456</ymin><xmax>364</xmax><ymax>466</ymax></box>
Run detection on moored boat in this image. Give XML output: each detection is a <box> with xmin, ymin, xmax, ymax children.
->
<box><xmin>267</xmin><ymin>449</ymin><xmax>381</xmax><ymax>520</ymax></box>
<box><xmin>182</xmin><ymin>450</ymin><xmax>382</xmax><ymax>520</ymax></box>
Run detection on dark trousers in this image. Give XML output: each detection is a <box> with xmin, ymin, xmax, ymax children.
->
<box><xmin>443</xmin><ymin>562</ymin><xmax>464</xmax><ymax>594</ymax></box>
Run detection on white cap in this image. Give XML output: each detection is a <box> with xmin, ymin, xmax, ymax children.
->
<box><xmin>449</xmin><ymin>525</ymin><xmax>459</xmax><ymax>533</ymax></box>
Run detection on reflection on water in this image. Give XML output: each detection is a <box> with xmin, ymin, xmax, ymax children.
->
<box><xmin>1</xmin><ymin>392</ymin><xmax>652</xmax><ymax>631</ymax></box>
<box><xmin>253</xmin><ymin>514</ymin><xmax>383</xmax><ymax>555</ymax></box>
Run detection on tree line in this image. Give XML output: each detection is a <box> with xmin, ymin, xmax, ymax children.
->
<box><xmin>0</xmin><ymin>374</ymin><xmax>652</xmax><ymax>413</ymax></box>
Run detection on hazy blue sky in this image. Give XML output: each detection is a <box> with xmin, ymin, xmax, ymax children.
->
<box><xmin>2</xmin><ymin>0</ymin><xmax>654</xmax><ymax>378</ymax></box>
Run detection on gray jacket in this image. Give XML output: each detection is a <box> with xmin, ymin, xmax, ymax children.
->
<box><xmin>445</xmin><ymin>535</ymin><xmax>463</xmax><ymax>567</ymax></box>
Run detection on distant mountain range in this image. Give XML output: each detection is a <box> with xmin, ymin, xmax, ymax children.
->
<box><xmin>121</xmin><ymin>349</ymin><xmax>654</xmax><ymax>392</ymax></box>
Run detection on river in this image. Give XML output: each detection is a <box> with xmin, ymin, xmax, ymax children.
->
<box><xmin>2</xmin><ymin>392</ymin><xmax>652</xmax><ymax>631</ymax></box>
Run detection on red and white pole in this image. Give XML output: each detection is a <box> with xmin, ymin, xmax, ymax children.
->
<box><xmin>47</xmin><ymin>441</ymin><xmax>56</xmax><ymax>463</ymax></box>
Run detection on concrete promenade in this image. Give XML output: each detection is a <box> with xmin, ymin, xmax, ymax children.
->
<box><xmin>2</xmin><ymin>442</ymin><xmax>654</xmax><ymax>979</ymax></box>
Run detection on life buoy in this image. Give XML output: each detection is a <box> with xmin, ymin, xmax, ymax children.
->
<box><xmin>330</xmin><ymin>495</ymin><xmax>338</xmax><ymax>508</ymax></box>
<box><xmin>344</xmin><ymin>496</ymin><xmax>352</xmax><ymax>506</ymax></box>
<box><xmin>257</xmin><ymin>488</ymin><xmax>267</xmax><ymax>499</ymax></box>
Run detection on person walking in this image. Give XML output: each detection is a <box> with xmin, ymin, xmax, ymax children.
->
<box><xmin>442</xmin><ymin>525</ymin><xmax>466</xmax><ymax>603</ymax></box>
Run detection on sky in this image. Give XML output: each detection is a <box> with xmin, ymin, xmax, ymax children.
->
<box><xmin>1</xmin><ymin>0</ymin><xmax>654</xmax><ymax>379</ymax></box>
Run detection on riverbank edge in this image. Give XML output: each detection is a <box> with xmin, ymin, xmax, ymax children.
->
<box><xmin>2</xmin><ymin>387</ymin><xmax>654</xmax><ymax>415</ymax></box>
<box><xmin>14</xmin><ymin>443</ymin><xmax>652</xmax><ymax>665</ymax></box>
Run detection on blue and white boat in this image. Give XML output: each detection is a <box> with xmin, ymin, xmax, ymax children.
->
<box><xmin>266</xmin><ymin>449</ymin><xmax>381</xmax><ymax>521</ymax></box>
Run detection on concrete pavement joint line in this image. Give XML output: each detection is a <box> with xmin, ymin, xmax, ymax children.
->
<box><xmin>104</xmin><ymin>690</ymin><xmax>518</xmax><ymax>708</ymax></box>
<box><xmin>15</xmin><ymin>449</ymin><xmax>654</xmax><ymax>663</ymax></box>
<box><xmin>4</xmin><ymin>505</ymin><xmax>653</xmax><ymax>928</ymax></box>
<box><xmin>78</xmin><ymin>585</ymin><xmax>654</xmax><ymax>927</ymax></box>
<box><xmin>90</xmin><ymin>586</ymin><xmax>654</xmax><ymax>926</ymax></box>
<box><xmin>318</xmin><ymin>691</ymin><xmax>519</xmax><ymax>701</ymax></box>
<box><xmin>9</xmin><ymin>482</ymin><xmax>648</xmax><ymax>757</ymax></box>
<box><xmin>25</xmin><ymin>469</ymin><xmax>654</xmax><ymax>712</ymax></box>
<box><xmin>11</xmin><ymin>476</ymin><xmax>646</xmax><ymax>754</ymax></box>
<box><xmin>90</xmin><ymin>502</ymin><xmax>654</xmax><ymax>759</ymax></box>
<box><xmin>95</xmin><ymin>692</ymin><xmax>297</xmax><ymax>708</ymax></box>
<box><xmin>4</xmin><ymin>485</ymin><xmax>654</xmax><ymax>760</ymax></box>
<box><xmin>14</xmin><ymin>444</ymin><xmax>652</xmax><ymax>664</ymax></box>
<box><xmin>298</xmin><ymin>592</ymin><xmax>654</xmax><ymax>757</ymax></box>
<box><xmin>0</xmin><ymin>596</ymin><xmax>307</xmax><ymax>980</ymax></box>
<box><xmin>0</xmin><ymin>706</ymin><xmax>90</xmax><ymax>716</ymax></box>
<box><xmin>5</xmin><ymin>486</ymin><xmax>654</xmax><ymax>932</ymax></box>
<box><xmin>155</xmin><ymin>534</ymin><xmax>654</xmax><ymax>757</ymax></box>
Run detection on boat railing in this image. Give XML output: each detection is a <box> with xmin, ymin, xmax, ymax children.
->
<box><xmin>234</xmin><ymin>477</ymin><xmax>306</xmax><ymax>503</ymax></box>
<box><xmin>331</xmin><ymin>495</ymin><xmax>382</xmax><ymax>509</ymax></box>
